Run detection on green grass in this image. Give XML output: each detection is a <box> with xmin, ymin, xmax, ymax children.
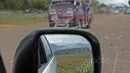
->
<box><xmin>0</xmin><ymin>9</ymin><xmax>11</xmax><ymax>12</ymax></box>
<box><xmin>0</xmin><ymin>15</ymin><xmax>48</xmax><ymax>25</ymax></box>
<box><xmin>56</xmin><ymin>53</ymin><xmax>91</xmax><ymax>65</ymax></box>
<box><xmin>56</xmin><ymin>52</ymin><xmax>94</xmax><ymax>73</ymax></box>
<box><xmin>93</xmin><ymin>5</ymin><xmax>102</xmax><ymax>13</ymax></box>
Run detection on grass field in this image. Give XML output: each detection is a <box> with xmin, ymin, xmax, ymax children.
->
<box><xmin>0</xmin><ymin>15</ymin><xmax>48</xmax><ymax>25</ymax></box>
<box><xmin>56</xmin><ymin>52</ymin><xmax>93</xmax><ymax>73</ymax></box>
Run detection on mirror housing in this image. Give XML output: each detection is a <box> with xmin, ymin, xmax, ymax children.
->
<box><xmin>0</xmin><ymin>52</ymin><xmax>6</xmax><ymax>73</ymax></box>
<box><xmin>13</xmin><ymin>28</ymin><xmax>101</xmax><ymax>73</ymax></box>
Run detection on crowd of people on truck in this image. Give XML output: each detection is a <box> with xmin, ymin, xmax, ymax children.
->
<box><xmin>74</xmin><ymin>0</ymin><xmax>92</xmax><ymax>28</ymax></box>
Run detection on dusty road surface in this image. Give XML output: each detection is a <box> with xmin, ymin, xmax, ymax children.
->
<box><xmin>0</xmin><ymin>22</ymin><xmax>49</xmax><ymax>73</ymax></box>
<box><xmin>0</xmin><ymin>14</ymin><xmax>130</xmax><ymax>73</ymax></box>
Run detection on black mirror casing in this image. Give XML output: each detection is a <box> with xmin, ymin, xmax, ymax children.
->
<box><xmin>13</xmin><ymin>33</ymin><xmax>38</xmax><ymax>73</ymax></box>
<box><xmin>13</xmin><ymin>28</ymin><xmax>101</xmax><ymax>73</ymax></box>
<box><xmin>0</xmin><ymin>53</ymin><xmax>6</xmax><ymax>73</ymax></box>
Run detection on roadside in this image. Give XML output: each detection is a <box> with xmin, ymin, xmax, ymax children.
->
<box><xmin>0</xmin><ymin>13</ymin><xmax>125</xmax><ymax>28</ymax></box>
<box><xmin>0</xmin><ymin>11</ymin><xmax>48</xmax><ymax>26</ymax></box>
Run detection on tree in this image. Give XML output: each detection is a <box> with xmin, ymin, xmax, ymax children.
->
<box><xmin>100</xmin><ymin>3</ymin><xmax>107</xmax><ymax>7</ymax></box>
<box><xmin>0</xmin><ymin>0</ymin><xmax>7</xmax><ymax>9</ymax></box>
<box><xmin>0</xmin><ymin>0</ymin><xmax>50</xmax><ymax>11</ymax></box>
<box><xmin>0</xmin><ymin>0</ymin><xmax>6</xmax><ymax>3</ymax></box>
<box><xmin>32</xmin><ymin>0</ymin><xmax>50</xmax><ymax>10</ymax></box>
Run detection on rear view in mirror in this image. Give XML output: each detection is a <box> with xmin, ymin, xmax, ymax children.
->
<box><xmin>38</xmin><ymin>34</ymin><xmax>94</xmax><ymax>73</ymax></box>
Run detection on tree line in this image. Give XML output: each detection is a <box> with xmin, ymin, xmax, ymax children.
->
<box><xmin>0</xmin><ymin>0</ymin><xmax>109</xmax><ymax>12</ymax></box>
<box><xmin>0</xmin><ymin>0</ymin><xmax>50</xmax><ymax>11</ymax></box>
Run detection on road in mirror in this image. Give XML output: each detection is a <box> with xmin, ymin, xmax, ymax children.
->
<box><xmin>45</xmin><ymin>34</ymin><xmax>94</xmax><ymax>73</ymax></box>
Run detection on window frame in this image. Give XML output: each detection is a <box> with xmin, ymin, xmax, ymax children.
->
<box><xmin>37</xmin><ymin>38</ymin><xmax>48</xmax><ymax>69</ymax></box>
<box><xmin>40</xmin><ymin>35</ymin><xmax>53</xmax><ymax>62</ymax></box>
<box><xmin>38</xmin><ymin>36</ymin><xmax>54</xmax><ymax>73</ymax></box>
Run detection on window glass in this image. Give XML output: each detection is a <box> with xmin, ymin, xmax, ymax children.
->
<box><xmin>51</xmin><ymin>1</ymin><xmax>74</xmax><ymax>9</ymax></box>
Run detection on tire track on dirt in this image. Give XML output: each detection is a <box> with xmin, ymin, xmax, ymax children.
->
<box><xmin>90</xmin><ymin>14</ymin><xmax>129</xmax><ymax>73</ymax></box>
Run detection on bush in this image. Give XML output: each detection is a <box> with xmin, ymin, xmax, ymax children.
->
<box><xmin>0</xmin><ymin>0</ymin><xmax>50</xmax><ymax>11</ymax></box>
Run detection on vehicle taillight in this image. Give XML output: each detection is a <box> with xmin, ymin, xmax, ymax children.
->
<box><xmin>48</xmin><ymin>14</ymin><xmax>51</xmax><ymax>21</ymax></box>
<box><xmin>71</xmin><ymin>18</ymin><xmax>74</xmax><ymax>21</ymax></box>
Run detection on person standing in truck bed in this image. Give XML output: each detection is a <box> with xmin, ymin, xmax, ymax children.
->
<box><xmin>86</xmin><ymin>0</ymin><xmax>92</xmax><ymax>28</ymax></box>
<box><xmin>82</xmin><ymin>0</ymin><xmax>92</xmax><ymax>28</ymax></box>
<box><xmin>81</xmin><ymin>1</ymin><xmax>87</xmax><ymax>25</ymax></box>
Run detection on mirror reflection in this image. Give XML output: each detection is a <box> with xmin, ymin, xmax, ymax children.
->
<box><xmin>41</xmin><ymin>34</ymin><xmax>93</xmax><ymax>73</ymax></box>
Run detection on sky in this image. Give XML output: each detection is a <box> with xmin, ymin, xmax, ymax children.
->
<box><xmin>44</xmin><ymin>34</ymin><xmax>90</xmax><ymax>45</ymax></box>
<box><xmin>97</xmin><ymin>0</ymin><xmax>129</xmax><ymax>5</ymax></box>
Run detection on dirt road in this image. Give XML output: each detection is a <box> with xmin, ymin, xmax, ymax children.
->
<box><xmin>0</xmin><ymin>22</ymin><xmax>49</xmax><ymax>73</ymax></box>
<box><xmin>0</xmin><ymin>14</ymin><xmax>130</xmax><ymax>73</ymax></box>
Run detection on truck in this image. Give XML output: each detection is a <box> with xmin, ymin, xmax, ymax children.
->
<box><xmin>48</xmin><ymin>0</ymin><xmax>93</xmax><ymax>28</ymax></box>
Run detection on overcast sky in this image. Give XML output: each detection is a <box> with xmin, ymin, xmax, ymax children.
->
<box><xmin>97</xmin><ymin>0</ymin><xmax>129</xmax><ymax>5</ymax></box>
<box><xmin>44</xmin><ymin>34</ymin><xmax>90</xmax><ymax>45</ymax></box>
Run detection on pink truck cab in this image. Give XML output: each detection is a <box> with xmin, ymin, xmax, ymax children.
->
<box><xmin>48</xmin><ymin>0</ymin><xmax>76</xmax><ymax>27</ymax></box>
<box><xmin>48</xmin><ymin>0</ymin><xmax>93</xmax><ymax>28</ymax></box>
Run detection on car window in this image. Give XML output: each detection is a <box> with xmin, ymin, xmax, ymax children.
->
<box><xmin>40</xmin><ymin>36</ymin><xmax>53</xmax><ymax>62</ymax></box>
<box><xmin>51</xmin><ymin>1</ymin><xmax>74</xmax><ymax>9</ymax></box>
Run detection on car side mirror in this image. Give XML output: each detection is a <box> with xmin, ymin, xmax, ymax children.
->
<box><xmin>13</xmin><ymin>28</ymin><xmax>101</xmax><ymax>73</ymax></box>
<box><xmin>0</xmin><ymin>52</ymin><xmax>6</xmax><ymax>73</ymax></box>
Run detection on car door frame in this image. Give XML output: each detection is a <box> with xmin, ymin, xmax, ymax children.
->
<box><xmin>38</xmin><ymin>35</ymin><xmax>58</xmax><ymax>73</ymax></box>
